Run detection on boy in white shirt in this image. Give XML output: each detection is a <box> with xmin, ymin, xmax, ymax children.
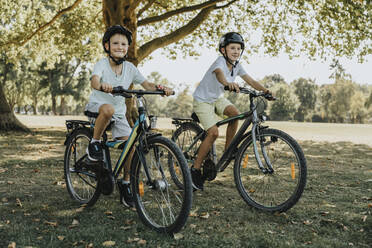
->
<box><xmin>191</xmin><ymin>32</ymin><xmax>271</xmax><ymax>190</ymax></box>
<box><xmin>85</xmin><ymin>25</ymin><xmax>172</xmax><ymax>206</ymax></box>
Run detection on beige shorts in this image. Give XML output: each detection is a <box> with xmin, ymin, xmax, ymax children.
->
<box><xmin>193</xmin><ymin>97</ymin><xmax>233</xmax><ymax>130</ymax></box>
<box><xmin>85</xmin><ymin>102</ymin><xmax>131</xmax><ymax>139</ymax></box>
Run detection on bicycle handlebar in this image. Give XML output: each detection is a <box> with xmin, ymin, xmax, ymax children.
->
<box><xmin>100</xmin><ymin>86</ymin><xmax>175</xmax><ymax>98</ymax></box>
<box><xmin>223</xmin><ymin>86</ymin><xmax>275</xmax><ymax>101</ymax></box>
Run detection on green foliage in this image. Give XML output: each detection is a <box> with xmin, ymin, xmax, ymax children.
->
<box><xmin>292</xmin><ymin>78</ymin><xmax>318</xmax><ymax>121</ymax></box>
<box><xmin>269</xmin><ymin>83</ymin><xmax>298</xmax><ymax>121</ymax></box>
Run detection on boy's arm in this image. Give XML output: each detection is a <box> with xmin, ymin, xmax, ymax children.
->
<box><xmin>91</xmin><ymin>75</ymin><xmax>112</xmax><ymax>92</ymax></box>
<box><xmin>141</xmin><ymin>80</ymin><xmax>173</xmax><ymax>96</ymax></box>
<box><xmin>241</xmin><ymin>74</ymin><xmax>270</xmax><ymax>94</ymax></box>
<box><xmin>214</xmin><ymin>68</ymin><xmax>240</xmax><ymax>92</ymax></box>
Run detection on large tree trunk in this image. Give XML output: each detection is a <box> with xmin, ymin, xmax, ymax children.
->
<box><xmin>103</xmin><ymin>0</ymin><xmax>139</xmax><ymax>126</ymax></box>
<box><xmin>0</xmin><ymin>86</ymin><xmax>29</xmax><ymax>132</ymax></box>
<box><xmin>60</xmin><ymin>96</ymin><xmax>66</xmax><ymax>115</ymax></box>
<box><xmin>0</xmin><ymin>63</ymin><xmax>29</xmax><ymax>132</ymax></box>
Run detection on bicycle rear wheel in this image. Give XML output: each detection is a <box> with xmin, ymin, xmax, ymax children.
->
<box><xmin>234</xmin><ymin>128</ymin><xmax>307</xmax><ymax>212</ymax></box>
<box><xmin>171</xmin><ymin>122</ymin><xmax>214</xmax><ymax>187</ymax></box>
<box><xmin>64</xmin><ymin>128</ymin><xmax>101</xmax><ymax>206</ymax></box>
<box><xmin>131</xmin><ymin>136</ymin><xmax>192</xmax><ymax>234</ymax></box>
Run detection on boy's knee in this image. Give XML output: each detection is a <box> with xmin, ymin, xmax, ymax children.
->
<box><xmin>99</xmin><ymin>104</ymin><xmax>114</xmax><ymax>118</ymax></box>
<box><xmin>224</xmin><ymin>105</ymin><xmax>239</xmax><ymax>117</ymax></box>
<box><xmin>207</xmin><ymin>126</ymin><xmax>219</xmax><ymax>139</ymax></box>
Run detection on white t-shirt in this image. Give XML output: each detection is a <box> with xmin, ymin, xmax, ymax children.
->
<box><xmin>193</xmin><ymin>56</ymin><xmax>247</xmax><ymax>103</ymax></box>
<box><xmin>87</xmin><ymin>57</ymin><xmax>146</xmax><ymax>117</ymax></box>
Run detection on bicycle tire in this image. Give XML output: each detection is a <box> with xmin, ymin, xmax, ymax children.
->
<box><xmin>234</xmin><ymin>128</ymin><xmax>307</xmax><ymax>212</ymax></box>
<box><xmin>64</xmin><ymin>128</ymin><xmax>101</xmax><ymax>206</ymax></box>
<box><xmin>171</xmin><ymin>122</ymin><xmax>214</xmax><ymax>187</ymax></box>
<box><xmin>131</xmin><ymin>136</ymin><xmax>192</xmax><ymax>234</ymax></box>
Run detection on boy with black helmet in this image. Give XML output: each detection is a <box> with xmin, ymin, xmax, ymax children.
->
<box><xmin>85</xmin><ymin>25</ymin><xmax>173</xmax><ymax>207</ymax></box>
<box><xmin>191</xmin><ymin>32</ymin><xmax>271</xmax><ymax>191</ymax></box>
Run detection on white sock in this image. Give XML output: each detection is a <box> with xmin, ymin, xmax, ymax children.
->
<box><xmin>91</xmin><ymin>138</ymin><xmax>101</xmax><ymax>143</ymax></box>
<box><xmin>123</xmin><ymin>180</ymin><xmax>130</xmax><ymax>184</ymax></box>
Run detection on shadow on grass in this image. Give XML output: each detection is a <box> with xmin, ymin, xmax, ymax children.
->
<box><xmin>0</xmin><ymin>129</ymin><xmax>371</xmax><ymax>247</ymax></box>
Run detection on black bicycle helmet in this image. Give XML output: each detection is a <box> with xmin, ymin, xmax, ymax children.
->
<box><xmin>102</xmin><ymin>25</ymin><xmax>132</xmax><ymax>64</ymax></box>
<box><xmin>218</xmin><ymin>32</ymin><xmax>245</xmax><ymax>53</ymax></box>
<box><xmin>218</xmin><ymin>32</ymin><xmax>245</xmax><ymax>76</ymax></box>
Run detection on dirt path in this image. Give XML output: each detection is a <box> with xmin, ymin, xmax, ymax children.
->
<box><xmin>16</xmin><ymin>114</ymin><xmax>372</xmax><ymax>146</ymax></box>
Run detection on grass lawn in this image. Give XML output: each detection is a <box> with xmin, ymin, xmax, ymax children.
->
<box><xmin>0</xmin><ymin>124</ymin><xmax>371</xmax><ymax>247</ymax></box>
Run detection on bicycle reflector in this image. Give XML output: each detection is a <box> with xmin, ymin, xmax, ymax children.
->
<box><xmin>139</xmin><ymin>181</ymin><xmax>144</xmax><ymax>196</ymax></box>
<box><xmin>243</xmin><ymin>154</ymin><xmax>249</xmax><ymax>168</ymax></box>
<box><xmin>291</xmin><ymin>163</ymin><xmax>295</xmax><ymax>179</ymax></box>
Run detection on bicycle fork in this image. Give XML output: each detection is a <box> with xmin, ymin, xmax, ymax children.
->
<box><xmin>251</xmin><ymin>122</ymin><xmax>274</xmax><ymax>174</ymax></box>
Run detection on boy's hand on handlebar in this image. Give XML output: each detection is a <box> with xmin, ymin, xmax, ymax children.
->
<box><xmin>100</xmin><ymin>83</ymin><xmax>113</xmax><ymax>93</ymax></box>
<box><xmin>264</xmin><ymin>89</ymin><xmax>275</xmax><ymax>101</ymax></box>
<box><xmin>226</xmin><ymin>82</ymin><xmax>240</xmax><ymax>93</ymax></box>
<box><xmin>156</xmin><ymin>85</ymin><xmax>174</xmax><ymax>96</ymax></box>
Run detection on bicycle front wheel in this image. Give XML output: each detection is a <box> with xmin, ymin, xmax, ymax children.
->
<box><xmin>64</xmin><ymin>128</ymin><xmax>101</xmax><ymax>206</ymax></box>
<box><xmin>131</xmin><ymin>136</ymin><xmax>192</xmax><ymax>234</ymax></box>
<box><xmin>234</xmin><ymin>128</ymin><xmax>307</xmax><ymax>212</ymax></box>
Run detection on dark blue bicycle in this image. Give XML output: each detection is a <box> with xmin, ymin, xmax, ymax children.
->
<box><xmin>63</xmin><ymin>86</ymin><xmax>192</xmax><ymax>234</ymax></box>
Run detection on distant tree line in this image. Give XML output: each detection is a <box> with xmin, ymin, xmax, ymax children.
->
<box><xmin>2</xmin><ymin>56</ymin><xmax>372</xmax><ymax>124</ymax></box>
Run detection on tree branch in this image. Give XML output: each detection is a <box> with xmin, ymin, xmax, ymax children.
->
<box><xmin>137</xmin><ymin>0</ymin><xmax>156</xmax><ymax>18</ymax></box>
<box><xmin>137</xmin><ymin>5</ymin><xmax>215</xmax><ymax>62</ymax></box>
<box><xmin>128</xmin><ymin>0</ymin><xmax>144</xmax><ymax>14</ymax></box>
<box><xmin>138</xmin><ymin>0</ymin><xmax>224</xmax><ymax>26</ymax></box>
<box><xmin>2</xmin><ymin>0</ymin><xmax>83</xmax><ymax>47</ymax></box>
<box><xmin>215</xmin><ymin>0</ymin><xmax>238</xmax><ymax>9</ymax></box>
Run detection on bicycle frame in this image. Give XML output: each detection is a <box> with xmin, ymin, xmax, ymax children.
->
<box><xmin>101</xmin><ymin>95</ymin><xmax>153</xmax><ymax>180</ymax></box>
<box><xmin>178</xmin><ymin>89</ymin><xmax>274</xmax><ymax>174</ymax></box>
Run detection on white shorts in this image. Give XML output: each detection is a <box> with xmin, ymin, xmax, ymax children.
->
<box><xmin>85</xmin><ymin>102</ymin><xmax>132</xmax><ymax>139</ymax></box>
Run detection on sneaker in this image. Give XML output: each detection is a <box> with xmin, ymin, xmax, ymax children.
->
<box><xmin>86</xmin><ymin>141</ymin><xmax>103</xmax><ymax>161</ymax></box>
<box><xmin>190</xmin><ymin>167</ymin><xmax>205</xmax><ymax>191</ymax></box>
<box><xmin>117</xmin><ymin>179</ymin><xmax>135</xmax><ymax>208</ymax></box>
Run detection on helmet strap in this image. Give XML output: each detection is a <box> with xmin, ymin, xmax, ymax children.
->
<box><xmin>107</xmin><ymin>43</ymin><xmax>126</xmax><ymax>65</ymax></box>
<box><xmin>222</xmin><ymin>48</ymin><xmax>244</xmax><ymax>76</ymax></box>
<box><xmin>109</xmin><ymin>54</ymin><xmax>125</xmax><ymax>65</ymax></box>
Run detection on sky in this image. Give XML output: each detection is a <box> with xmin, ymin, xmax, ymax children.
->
<box><xmin>138</xmin><ymin>48</ymin><xmax>372</xmax><ymax>90</ymax></box>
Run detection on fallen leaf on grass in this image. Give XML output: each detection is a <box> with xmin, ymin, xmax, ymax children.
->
<box><xmin>189</xmin><ymin>224</ymin><xmax>197</xmax><ymax>229</ymax></box>
<box><xmin>102</xmin><ymin>241</ymin><xmax>116</xmax><ymax>247</ymax></box>
<box><xmin>323</xmin><ymin>203</ymin><xmax>336</xmax><ymax>208</ymax></box>
<box><xmin>0</xmin><ymin>168</ymin><xmax>7</xmax><ymax>174</ymax></box>
<box><xmin>137</xmin><ymin>239</ymin><xmax>146</xmax><ymax>245</ymax></box>
<box><xmin>127</xmin><ymin>237</ymin><xmax>140</xmax><ymax>243</ymax></box>
<box><xmin>2</xmin><ymin>197</ymin><xmax>8</xmax><ymax>202</ymax></box>
<box><xmin>104</xmin><ymin>211</ymin><xmax>113</xmax><ymax>215</ymax></box>
<box><xmin>69</xmin><ymin>219</ymin><xmax>79</xmax><ymax>229</ymax></box>
<box><xmin>75</xmin><ymin>206</ymin><xmax>85</xmax><ymax>213</ymax></box>
<box><xmin>120</xmin><ymin>226</ymin><xmax>131</xmax><ymax>230</ymax></box>
<box><xmin>16</xmin><ymin>198</ymin><xmax>22</xmax><ymax>207</ymax></box>
<box><xmin>196</xmin><ymin>229</ymin><xmax>204</xmax><ymax>234</ymax></box>
<box><xmin>57</xmin><ymin>236</ymin><xmax>65</xmax><ymax>241</ymax></box>
<box><xmin>319</xmin><ymin>211</ymin><xmax>330</xmax><ymax>216</ymax></box>
<box><xmin>368</xmin><ymin>203</ymin><xmax>372</xmax><ymax>208</ymax></box>
<box><xmin>173</xmin><ymin>233</ymin><xmax>184</xmax><ymax>240</ymax></box>
<box><xmin>8</xmin><ymin>242</ymin><xmax>16</xmax><ymax>248</ymax></box>
<box><xmin>303</xmin><ymin>220</ymin><xmax>312</xmax><ymax>225</ymax></box>
<box><xmin>7</xmin><ymin>181</ymin><xmax>14</xmax><ymax>185</ymax></box>
<box><xmin>44</xmin><ymin>221</ymin><xmax>58</xmax><ymax>227</ymax></box>
<box><xmin>86</xmin><ymin>243</ymin><xmax>94</xmax><ymax>248</ymax></box>
<box><xmin>37</xmin><ymin>236</ymin><xmax>43</xmax><ymax>240</ymax></box>
<box><xmin>199</xmin><ymin>212</ymin><xmax>210</xmax><ymax>219</ymax></box>
<box><xmin>362</xmin><ymin>215</ymin><xmax>367</xmax><ymax>222</ymax></box>
<box><xmin>124</xmin><ymin>219</ymin><xmax>136</xmax><ymax>225</ymax></box>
